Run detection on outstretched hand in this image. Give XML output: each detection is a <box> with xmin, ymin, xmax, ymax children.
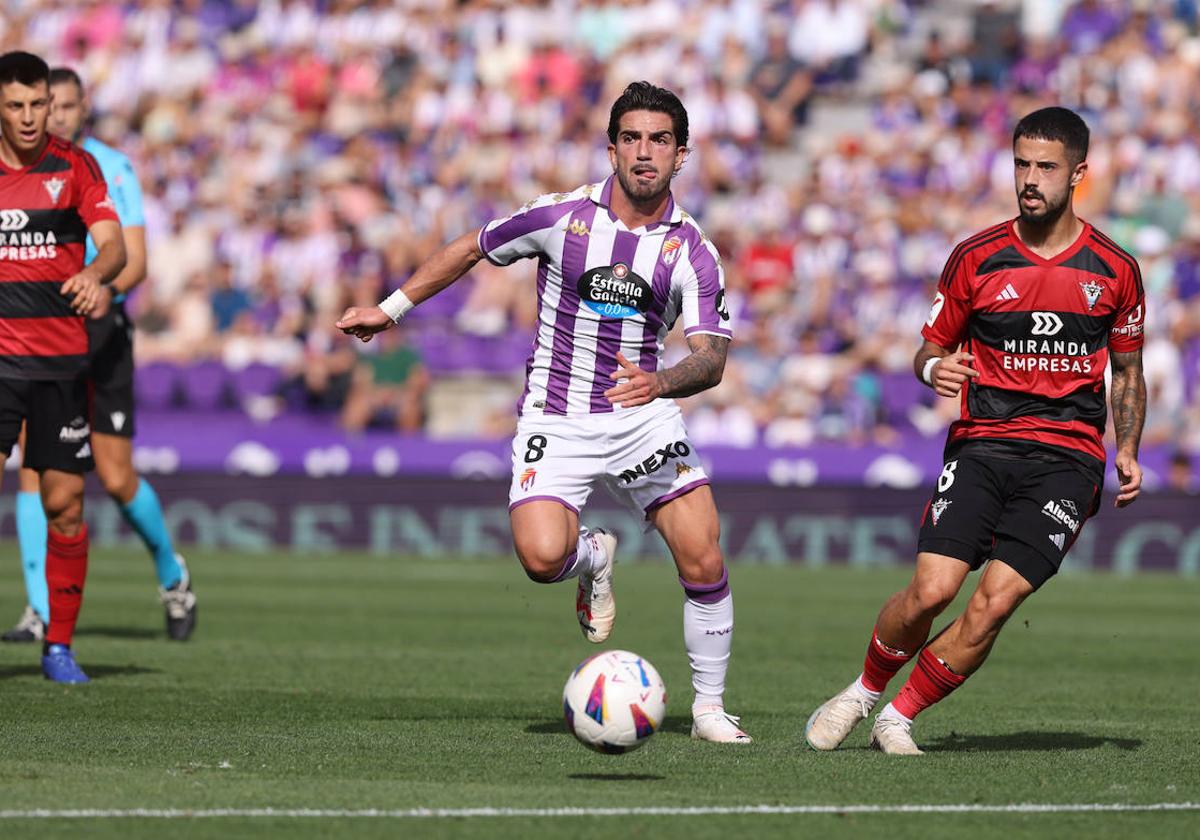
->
<box><xmin>337</xmin><ymin>306</ymin><xmax>393</xmax><ymax>343</ymax></box>
<box><xmin>604</xmin><ymin>352</ymin><xmax>662</xmax><ymax>408</ymax></box>
<box><xmin>930</xmin><ymin>351</ymin><xmax>979</xmax><ymax>398</ymax></box>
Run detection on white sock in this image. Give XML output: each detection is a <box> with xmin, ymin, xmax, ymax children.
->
<box><xmin>545</xmin><ymin>529</ymin><xmax>600</xmax><ymax>582</ymax></box>
<box><xmin>854</xmin><ymin>675</ymin><xmax>882</xmax><ymax>703</ymax></box>
<box><xmin>878</xmin><ymin>702</ymin><xmax>912</xmax><ymax>725</ymax></box>
<box><xmin>684</xmin><ymin>591</ymin><xmax>733</xmax><ymax>710</ymax></box>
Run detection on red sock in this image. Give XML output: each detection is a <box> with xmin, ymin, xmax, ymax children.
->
<box><xmin>46</xmin><ymin>525</ymin><xmax>89</xmax><ymax>648</ymax></box>
<box><xmin>891</xmin><ymin>647</ymin><xmax>967</xmax><ymax>720</ymax></box>
<box><xmin>861</xmin><ymin>628</ymin><xmax>916</xmax><ymax>693</ymax></box>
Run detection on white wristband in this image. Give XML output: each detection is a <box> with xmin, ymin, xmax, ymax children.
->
<box><xmin>379</xmin><ymin>289</ymin><xmax>414</xmax><ymax>323</ymax></box>
<box><xmin>921</xmin><ymin>356</ymin><xmax>940</xmax><ymax>386</ymax></box>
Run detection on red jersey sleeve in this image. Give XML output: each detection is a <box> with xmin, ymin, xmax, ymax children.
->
<box><xmin>1108</xmin><ymin>260</ymin><xmax>1145</xmax><ymax>353</ymax></box>
<box><xmin>73</xmin><ymin>149</ymin><xmax>120</xmax><ymax>230</ymax></box>
<box><xmin>920</xmin><ymin>247</ymin><xmax>973</xmax><ymax>350</ymax></box>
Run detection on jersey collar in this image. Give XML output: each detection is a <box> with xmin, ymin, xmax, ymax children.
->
<box><xmin>588</xmin><ymin>175</ymin><xmax>683</xmax><ymax>229</ymax></box>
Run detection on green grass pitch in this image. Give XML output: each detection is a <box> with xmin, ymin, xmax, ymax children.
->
<box><xmin>0</xmin><ymin>546</ymin><xmax>1196</xmax><ymax>839</ymax></box>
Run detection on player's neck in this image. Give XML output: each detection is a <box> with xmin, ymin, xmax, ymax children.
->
<box><xmin>1014</xmin><ymin>210</ymin><xmax>1083</xmax><ymax>260</ymax></box>
<box><xmin>0</xmin><ymin>136</ymin><xmax>48</xmax><ymax>170</ymax></box>
<box><xmin>610</xmin><ymin>186</ymin><xmax>671</xmax><ymax>230</ymax></box>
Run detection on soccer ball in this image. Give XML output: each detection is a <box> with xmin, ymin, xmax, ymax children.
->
<box><xmin>562</xmin><ymin>650</ymin><xmax>667</xmax><ymax>754</ymax></box>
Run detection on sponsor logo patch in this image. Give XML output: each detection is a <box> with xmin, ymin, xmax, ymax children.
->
<box><xmin>617</xmin><ymin>440</ymin><xmax>691</xmax><ymax>484</ymax></box>
<box><xmin>568</xmin><ymin>219</ymin><xmax>590</xmax><ymax>237</ymax></box>
<box><xmin>1030</xmin><ymin>311</ymin><xmax>1064</xmax><ymax>336</ymax></box>
<box><xmin>0</xmin><ymin>209</ymin><xmax>29</xmax><ymax>230</ymax></box>
<box><xmin>1049</xmin><ymin>533</ymin><xmax>1066</xmax><ymax>550</ymax></box>
<box><xmin>1041</xmin><ymin>499</ymin><xmax>1080</xmax><ymax>534</ymax></box>
<box><xmin>578</xmin><ymin>263</ymin><xmax>651</xmax><ymax>319</ymax></box>
<box><xmin>58</xmin><ymin>420</ymin><xmax>90</xmax><ymax>443</ymax></box>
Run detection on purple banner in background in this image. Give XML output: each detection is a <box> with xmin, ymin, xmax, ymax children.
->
<box><xmin>0</xmin><ymin>475</ymin><xmax>1192</xmax><ymax>574</ymax></box>
<box><xmin>123</xmin><ymin>410</ymin><xmax>1185</xmax><ymax>493</ymax></box>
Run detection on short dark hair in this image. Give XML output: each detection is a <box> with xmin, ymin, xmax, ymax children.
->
<box><xmin>1013</xmin><ymin>107</ymin><xmax>1089</xmax><ymax>166</ymax></box>
<box><xmin>0</xmin><ymin>51</ymin><xmax>50</xmax><ymax>88</ymax></box>
<box><xmin>49</xmin><ymin>67</ymin><xmax>84</xmax><ymax>92</ymax></box>
<box><xmin>607</xmin><ymin>81</ymin><xmax>689</xmax><ymax>149</ymax></box>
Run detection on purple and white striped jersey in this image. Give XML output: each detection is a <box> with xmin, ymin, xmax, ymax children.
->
<box><xmin>478</xmin><ymin>176</ymin><xmax>732</xmax><ymax>418</ymax></box>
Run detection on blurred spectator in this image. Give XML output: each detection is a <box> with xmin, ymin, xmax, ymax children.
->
<box><xmin>1166</xmin><ymin>449</ymin><xmax>1197</xmax><ymax>493</ymax></box>
<box><xmin>340</xmin><ymin>328</ymin><xmax>429</xmax><ymax>434</ymax></box>
<box><xmin>6</xmin><ymin>0</ymin><xmax>1197</xmax><ymax>461</ymax></box>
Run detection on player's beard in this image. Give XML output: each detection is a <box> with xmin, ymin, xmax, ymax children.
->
<box><xmin>1017</xmin><ymin>187</ymin><xmax>1069</xmax><ymax>227</ymax></box>
<box><xmin>616</xmin><ymin>165</ymin><xmax>672</xmax><ymax>206</ymax></box>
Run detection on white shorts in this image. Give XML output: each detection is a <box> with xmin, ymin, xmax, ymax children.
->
<box><xmin>508</xmin><ymin>401</ymin><xmax>710</xmax><ymax>526</ymax></box>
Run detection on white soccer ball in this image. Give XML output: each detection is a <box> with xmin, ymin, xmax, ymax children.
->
<box><xmin>562</xmin><ymin>650</ymin><xmax>667</xmax><ymax>753</ymax></box>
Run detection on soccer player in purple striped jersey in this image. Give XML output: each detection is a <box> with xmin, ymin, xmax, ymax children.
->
<box><xmin>339</xmin><ymin>82</ymin><xmax>750</xmax><ymax>744</ymax></box>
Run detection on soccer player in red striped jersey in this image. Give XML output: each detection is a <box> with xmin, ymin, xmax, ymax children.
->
<box><xmin>805</xmin><ymin>107</ymin><xmax>1146</xmax><ymax>754</ymax></box>
<box><xmin>0</xmin><ymin>52</ymin><xmax>126</xmax><ymax>683</ymax></box>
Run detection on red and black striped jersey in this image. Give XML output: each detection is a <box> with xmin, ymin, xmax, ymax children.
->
<box><xmin>921</xmin><ymin>219</ymin><xmax>1145</xmax><ymax>473</ymax></box>
<box><xmin>0</xmin><ymin>135</ymin><xmax>119</xmax><ymax>380</ymax></box>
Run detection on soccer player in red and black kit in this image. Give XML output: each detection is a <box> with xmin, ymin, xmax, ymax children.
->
<box><xmin>805</xmin><ymin>106</ymin><xmax>1146</xmax><ymax>754</ymax></box>
<box><xmin>0</xmin><ymin>52</ymin><xmax>126</xmax><ymax>683</ymax></box>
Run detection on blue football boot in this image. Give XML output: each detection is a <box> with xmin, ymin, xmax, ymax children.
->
<box><xmin>42</xmin><ymin>644</ymin><xmax>90</xmax><ymax>684</ymax></box>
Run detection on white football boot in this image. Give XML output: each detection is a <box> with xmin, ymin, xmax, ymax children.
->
<box><xmin>576</xmin><ymin>530</ymin><xmax>616</xmax><ymax>643</ymax></box>
<box><xmin>805</xmin><ymin>679</ymin><xmax>878</xmax><ymax>750</ymax></box>
<box><xmin>869</xmin><ymin>713</ymin><xmax>924</xmax><ymax>755</ymax></box>
<box><xmin>691</xmin><ymin>705</ymin><xmax>753</xmax><ymax>744</ymax></box>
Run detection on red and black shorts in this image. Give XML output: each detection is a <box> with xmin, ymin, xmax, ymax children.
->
<box><xmin>86</xmin><ymin>300</ymin><xmax>136</xmax><ymax>438</ymax></box>
<box><xmin>917</xmin><ymin>443</ymin><xmax>1102</xmax><ymax>590</ymax></box>
<box><xmin>0</xmin><ymin>377</ymin><xmax>94</xmax><ymax>474</ymax></box>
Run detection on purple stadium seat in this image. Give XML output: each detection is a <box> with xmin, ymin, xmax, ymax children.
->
<box><xmin>134</xmin><ymin>362</ymin><xmax>180</xmax><ymax>409</ymax></box>
<box><xmin>180</xmin><ymin>360</ymin><xmax>231</xmax><ymax>410</ymax></box>
<box><xmin>230</xmin><ymin>363</ymin><xmax>284</xmax><ymax>400</ymax></box>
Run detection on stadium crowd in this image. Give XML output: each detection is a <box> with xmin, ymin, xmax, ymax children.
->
<box><xmin>2</xmin><ymin>0</ymin><xmax>1198</xmax><ymax>459</ymax></box>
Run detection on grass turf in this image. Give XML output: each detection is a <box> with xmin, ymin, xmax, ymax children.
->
<box><xmin>0</xmin><ymin>546</ymin><xmax>1195</xmax><ymax>839</ymax></box>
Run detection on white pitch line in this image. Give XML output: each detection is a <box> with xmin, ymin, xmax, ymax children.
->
<box><xmin>0</xmin><ymin>803</ymin><xmax>1195</xmax><ymax>819</ymax></box>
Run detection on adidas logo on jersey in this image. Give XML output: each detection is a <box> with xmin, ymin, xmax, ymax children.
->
<box><xmin>1049</xmin><ymin>533</ymin><xmax>1066</xmax><ymax>550</ymax></box>
<box><xmin>996</xmin><ymin>283</ymin><xmax>1020</xmax><ymax>301</ymax></box>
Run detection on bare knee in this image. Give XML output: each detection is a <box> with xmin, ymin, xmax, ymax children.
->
<box><xmin>962</xmin><ymin>589</ymin><xmax>1022</xmax><ymax>639</ymax></box>
<box><xmin>675</xmin><ymin>545</ymin><xmax>724</xmax><ymax>585</ymax></box>
<box><xmin>903</xmin><ymin>578</ymin><xmax>958</xmax><ymax>618</ymax></box>
<box><xmin>41</xmin><ymin>483</ymin><xmax>83</xmax><ymax>536</ymax></box>
<box><xmin>514</xmin><ymin>530</ymin><xmax>575</xmax><ymax>582</ymax></box>
<box><xmin>96</xmin><ymin>459</ymin><xmax>137</xmax><ymax>503</ymax></box>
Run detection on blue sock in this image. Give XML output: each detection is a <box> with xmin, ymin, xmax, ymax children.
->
<box><xmin>121</xmin><ymin>479</ymin><xmax>182</xmax><ymax>589</ymax></box>
<box><xmin>15</xmin><ymin>491</ymin><xmax>49</xmax><ymax>622</ymax></box>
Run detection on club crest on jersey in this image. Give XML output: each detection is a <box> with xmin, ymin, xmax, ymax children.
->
<box><xmin>661</xmin><ymin>235</ymin><xmax>683</xmax><ymax>265</ymax></box>
<box><xmin>1080</xmin><ymin>279</ymin><xmax>1103</xmax><ymax>311</ymax></box>
<box><xmin>930</xmin><ymin>498</ymin><xmax>951</xmax><ymax>526</ymax></box>
<box><xmin>519</xmin><ymin>467</ymin><xmax>536</xmax><ymax>490</ymax></box>
<box><xmin>43</xmin><ymin>177</ymin><xmax>65</xmax><ymax>204</ymax></box>
<box><xmin>578</xmin><ymin>262</ymin><xmax>651</xmax><ymax>319</ymax></box>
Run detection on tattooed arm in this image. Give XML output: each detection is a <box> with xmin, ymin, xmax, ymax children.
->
<box><xmin>603</xmin><ymin>334</ymin><xmax>730</xmax><ymax>408</ymax></box>
<box><xmin>1109</xmin><ymin>348</ymin><xmax>1146</xmax><ymax>508</ymax></box>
